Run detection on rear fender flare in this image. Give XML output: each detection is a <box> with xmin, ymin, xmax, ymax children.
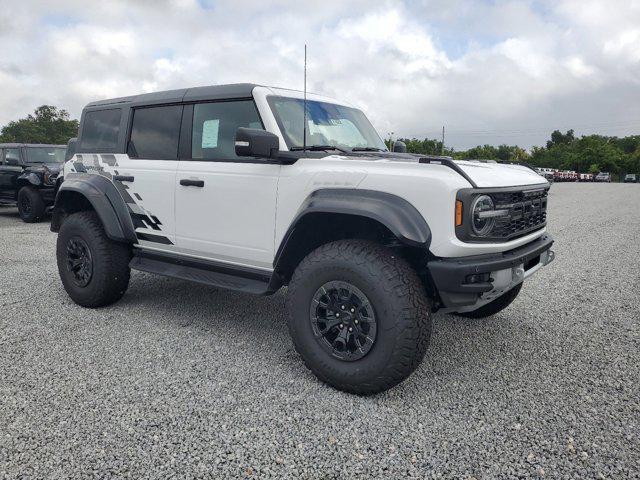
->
<box><xmin>51</xmin><ymin>173</ymin><xmax>137</xmax><ymax>243</ymax></box>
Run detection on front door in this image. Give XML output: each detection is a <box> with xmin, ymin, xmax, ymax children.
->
<box><xmin>0</xmin><ymin>148</ymin><xmax>23</xmax><ymax>200</ymax></box>
<box><xmin>175</xmin><ymin>100</ymin><xmax>280</xmax><ymax>271</ymax></box>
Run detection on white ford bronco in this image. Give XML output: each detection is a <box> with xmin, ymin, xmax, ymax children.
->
<box><xmin>52</xmin><ymin>83</ymin><xmax>554</xmax><ymax>394</ymax></box>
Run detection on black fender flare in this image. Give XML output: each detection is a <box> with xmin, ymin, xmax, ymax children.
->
<box><xmin>51</xmin><ymin>173</ymin><xmax>137</xmax><ymax>244</ymax></box>
<box><xmin>273</xmin><ymin>189</ymin><xmax>431</xmax><ymax>269</ymax></box>
<box><xmin>16</xmin><ymin>172</ymin><xmax>42</xmax><ymax>187</ymax></box>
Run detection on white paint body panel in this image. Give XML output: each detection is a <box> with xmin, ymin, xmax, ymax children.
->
<box><xmin>174</xmin><ymin>160</ymin><xmax>280</xmax><ymax>270</ymax></box>
<box><xmin>111</xmin><ymin>155</ymin><xmax>179</xmax><ymax>249</ymax></box>
<box><xmin>273</xmin><ymin>156</ymin><xmax>547</xmax><ymax>259</ymax></box>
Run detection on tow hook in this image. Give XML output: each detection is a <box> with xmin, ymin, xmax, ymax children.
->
<box><xmin>541</xmin><ymin>249</ymin><xmax>555</xmax><ymax>266</ymax></box>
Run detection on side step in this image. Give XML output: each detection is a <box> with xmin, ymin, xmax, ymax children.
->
<box><xmin>129</xmin><ymin>251</ymin><xmax>273</xmax><ymax>295</ymax></box>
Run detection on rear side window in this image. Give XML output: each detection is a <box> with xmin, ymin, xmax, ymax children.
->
<box><xmin>128</xmin><ymin>105</ymin><xmax>183</xmax><ymax>160</ymax></box>
<box><xmin>80</xmin><ymin>109</ymin><xmax>122</xmax><ymax>151</ymax></box>
<box><xmin>191</xmin><ymin>101</ymin><xmax>262</xmax><ymax>160</ymax></box>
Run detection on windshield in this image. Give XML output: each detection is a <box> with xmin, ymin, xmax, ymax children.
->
<box><xmin>267</xmin><ymin>96</ymin><xmax>387</xmax><ymax>152</ymax></box>
<box><xmin>26</xmin><ymin>147</ymin><xmax>66</xmax><ymax>164</ymax></box>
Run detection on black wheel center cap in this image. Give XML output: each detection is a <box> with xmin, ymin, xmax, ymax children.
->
<box><xmin>309</xmin><ymin>281</ymin><xmax>377</xmax><ymax>362</ymax></box>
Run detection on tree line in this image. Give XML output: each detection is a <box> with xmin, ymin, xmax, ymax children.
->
<box><xmin>2</xmin><ymin>105</ymin><xmax>639</xmax><ymax>176</ymax></box>
<box><xmin>398</xmin><ymin>129</ymin><xmax>640</xmax><ymax>176</ymax></box>
<box><xmin>0</xmin><ymin>106</ymin><xmax>78</xmax><ymax>145</ymax></box>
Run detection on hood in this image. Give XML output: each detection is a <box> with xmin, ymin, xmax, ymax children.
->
<box><xmin>346</xmin><ymin>153</ymin><xmax>547</xmax><ymax>188</ymax></box>
<box><xmin>25</xmin><ymin>163</ymin><xmax>62</xmax><ymax>174</ymax></box>
<box><xmin>452</xmin><ymin>160</ymin><xmax>547</xmax><ymax>188</ymax></box>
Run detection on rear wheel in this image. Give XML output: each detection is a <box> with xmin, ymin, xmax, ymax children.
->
<box><xmin>287</xmin><ymin>240</ymin><xmax>432</xmax><ymax>395</ymax></box>
<box><xmin>17</xmin><ymin>186</ymin><xmax>45</xmax><ymax>223</ymax></box>
<box><xmin>454</xmin><ymin>282</ymin><xmax>523</xmax><ymax>319</ymax></box>
<box><xmin>56</xmin><ymin>211</ymin><xmax>131</xmax><ymax>307</ymax></box>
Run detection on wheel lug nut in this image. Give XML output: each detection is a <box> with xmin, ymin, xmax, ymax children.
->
<box><xmin>340</xmin><ymin>324</ymin><xmax>344</xmax><ymax>329</ymax></box>
<box><xmin>349</xmin><ymin>327</ymin><xmax>353</xmax><ymax>332</ymax></box>
<box><xmin>350</xmin><ymin>308</ymin><xmax>355</xmax><ymax>313</ymax></box>
<box><xmin>336</xmin><ymin>313</ymin><xmax>340</xmax><ymax>317</ymax></box>
<box><xmin>354</xmin><ymin>320</ymin><xmax>358</xmax><ymax>324</ymax></box>
<box><xmin>341</xmin><ymin>305</ymin><xmax>345</xmax><ymax>310</ymax></box>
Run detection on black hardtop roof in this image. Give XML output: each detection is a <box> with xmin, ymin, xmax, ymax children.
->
<box><xmin>85</xmin><ymin>83</ymin><xmax>261</xmax><ymax>109</ymax></box>
<box><xmin>0</xmin><ymin>143</ymin><xmax>66</xmax><ymax>148</ymax></box>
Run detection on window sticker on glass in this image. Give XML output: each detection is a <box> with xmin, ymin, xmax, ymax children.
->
<box><xmin>202</xmin><ymin>119</ymin><xmax>220</xmax><ymax>148</ymax></box>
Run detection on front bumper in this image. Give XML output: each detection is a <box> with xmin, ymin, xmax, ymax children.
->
<box><xmin>428</xmin><ymin>234</ymin><xmax>555</xmax><ymax>312</ymax></box>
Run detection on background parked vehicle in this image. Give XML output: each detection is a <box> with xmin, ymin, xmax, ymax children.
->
<box><xmin>595</xmin><ymin>172</ymin><xmax>612</xmax><ymax>182</ymax></box>
<box><xmin>0</xmin><ymin>143</ymin><xmax>66</xmax><ymax>222</ymax></box>
<box><xmin>578</xmin><ymin>173</ymin><xmax>594</xmax><ymax>182</ymax></box>
<box><xmin>624</xmin><ymin>174</ymin><xmax>637</xmax><ymax>183</ymax></box>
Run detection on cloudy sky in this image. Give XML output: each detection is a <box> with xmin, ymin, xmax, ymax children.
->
<box><xmin>0</xmin><ymin>0</ymin><xmax>638</xmax><ymax>149</ymax></box>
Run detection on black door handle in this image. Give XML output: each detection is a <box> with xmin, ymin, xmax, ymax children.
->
<box><xmin>114</xmin><ymin>175</ymin><xmax>134</xmax><ymax>182</ymax></box>
<box><xmin>180</xmin><ymin>179</ymin><xmax>205</xmax><ymax>187</ymax></box>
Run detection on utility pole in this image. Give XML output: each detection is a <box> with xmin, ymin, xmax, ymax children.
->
<box><xmin>441</xmin><ymin>126</ymin><xmax>445</xmax><ymax>155</ymax></box>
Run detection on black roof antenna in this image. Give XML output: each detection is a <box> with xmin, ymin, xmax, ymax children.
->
<box><xmin>303</xmin><ymin>44</ymin><xmax>307</xmax><ymax>152</ymax></box>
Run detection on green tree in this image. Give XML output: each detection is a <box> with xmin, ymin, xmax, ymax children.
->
<box><xmin>0</xmin><ymin>105</ymin><xmax>78</xmax><ymax>145</ymax></box>
<box><xmin>546</xmin><ymin>129</ymin><xmax>575</xmax><ymax>149</ymax></box>
<box><xmin>398</xmin><ymin>138</ymin><xmax>454</xmax><ymax>156</ymax></box>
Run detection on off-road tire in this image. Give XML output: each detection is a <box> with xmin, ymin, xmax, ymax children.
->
<box><xmin>17</xmin><ymin>186</ymin><xmax>45</xmax><ymax>223</ymax></box>
<box><xmin>455</xmin><ymin>282</ymin><xmax>523</xmax><ymax>319</ymax></box>
<box><xmin>56</xmin><ymin>211</ymin><xmax>131</xmax><ymax>308</ymax></box>
<box><xmin>286</xmin><ymin>239</ymin><xmax>432</xmax><ymax>395</ymax></box>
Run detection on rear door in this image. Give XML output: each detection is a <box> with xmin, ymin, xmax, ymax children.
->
<box><xmin>118</xmin><ymin>105</ymin><xmax>182</xmax><ymax>250</ymax></box>
<box><xmin>175</xmin><ymin>100</ymin><xmax>280</xmax><ymax>270</ymax></box>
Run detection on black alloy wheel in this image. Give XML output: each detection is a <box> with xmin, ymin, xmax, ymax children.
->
<box><xmin>20</xmin><ymin>195</ymin><xmax>32</xmax><ymax>216</ymax></box>
<box><xmin>310</xmin><ymin>281</ymin><xmax>377</xmax><ymax>361</ymax></box>
<box><xmin>66</xmin><ymin>237</ymin><xmax>94</xmax><ymax>287</ymax></box>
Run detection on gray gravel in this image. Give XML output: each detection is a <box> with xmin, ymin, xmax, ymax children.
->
<box><xmin>1</xmin><ymin>183</ymin><xmax>639</xmax><ymax>479</ymax></box>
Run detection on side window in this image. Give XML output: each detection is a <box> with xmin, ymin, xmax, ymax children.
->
<box><xmin>5</xmin><ymin>148</ymin><xmax>20</xmax><ymax>164</ymax></box>
<box><xmin>191</xmin><ymin>101</ymin><xmax>263</xmax><ymax>160</ymax></box>
<box><xmin>128</xmin><ymin>105</ymin><xmax>182</xmax><ymax>160</ymax></box>
<box><xmin>0</xmin><ymin>149</ymin><xmax>4</xmax><ymax>164</ymax></box>
<box><xmin>80</xmin><ymin>109</ymin><xmax>122</xmax><ymax>151</ymax></box>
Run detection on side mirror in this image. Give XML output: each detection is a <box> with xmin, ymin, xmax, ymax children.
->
<box><xmin>393</xmin><ymin>140</ymin><xmax>407</xmax><ymax>153</ymax></box>
<box><xmin>5</xmin><ymin>157</ymin><xmax>20</xmax><ymax>166</ymax></box>
<box><xmin>65</xmin><ymin>138</ymin><xmax>77</xmax><ymax>161</ymax></box>
<box><xmin>235</xmin><ymin>128</ymin><xmax>279</xmax><ymax>158</ymax></box>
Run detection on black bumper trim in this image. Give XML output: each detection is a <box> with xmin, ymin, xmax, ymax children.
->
<box><xmin>428</xmin><ymin>234</ymin><xmax>554</xmax><ymax>307</ymax></box>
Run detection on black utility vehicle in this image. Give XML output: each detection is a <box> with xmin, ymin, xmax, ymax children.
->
<box><xmin>0</xmin><ymin>143</ymin><xmax>66</xmax><ymax>222</ymax></box>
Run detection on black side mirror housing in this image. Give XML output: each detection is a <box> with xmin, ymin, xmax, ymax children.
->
<box><xmin>393</xmin><ymin>140</ymin><xmax>407</xmax><ymax>153</ymax></box>
<box><xmin>65</xmin><ymin>138</ymin><xmax>77</xmax><ymax>161</ymax></box>
<box><xmin>235</xmin><ymin>128</ymin><xmax>280</xmax><ymax>158</ymax></box>
<box><xmin>5</xmin><ymin>157</ymin><xmax>20</xmax><ymax>166</ymax></box>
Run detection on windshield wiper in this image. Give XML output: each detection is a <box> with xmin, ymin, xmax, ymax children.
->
<box><xmin>290</xmin><ymin>145</ymin><xmax>351</xmax><ymax>154</ymax></box>
<box><xmin>351</xmin><ymin>147</ymin><xmax>387</xmax><ymax>152</ymax></box>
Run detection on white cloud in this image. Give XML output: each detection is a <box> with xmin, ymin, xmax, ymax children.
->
<box><xmin>0</xmin><ymin>0</ymin><xmax>638</xmax><ymax>149</ymax></box>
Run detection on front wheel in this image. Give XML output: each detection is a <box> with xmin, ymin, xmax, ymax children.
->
<box><xmin>56</xmin><ymin>211</ymin><xmax>131</xmax><ymax>308</ymax></box>
<box><xmin>17</xmin><ymin>186</ymin><xmax>45</xmax><ymax>223</ymax></box>
<box><xmin>454</xmin><ymin>282</ymin><xmax>523</xmax><ymax>319</ymax></box>
<box><xmin>286</xmin><ymin>240</ymin><xmax>432</xmax><ymax>395</ymax></box>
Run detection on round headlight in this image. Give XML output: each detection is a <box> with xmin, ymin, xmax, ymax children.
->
<box><xmin>471</xmin><ymin>195</ymin><xmax>495</xmax><ymax>236</ymax></box>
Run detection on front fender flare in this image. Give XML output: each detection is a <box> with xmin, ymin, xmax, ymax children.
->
<box><xmin>274</xmin><ymin>189</ymin><xmax>431</xmax><ymax>270</ymax></box>
<box><xmin>17</xmin><ymin>172</ymin><xmax>42</xmax><ymax>187</ymax></box>
<box><xmin>51</xmin><ymin>173</ymin><xmax>137</xmax><ymax>243</ymax></box>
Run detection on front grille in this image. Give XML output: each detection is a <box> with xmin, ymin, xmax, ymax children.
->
<box><xmin>491</xmin><ymin>188</ymin><xmax>548</xmax><ymax>239</ymax></box>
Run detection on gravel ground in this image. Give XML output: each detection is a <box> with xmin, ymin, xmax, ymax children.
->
<box><xmin>1</xmin><ymin>183</ymin><xmax>639</xmax><ymax>479</ymax></box>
